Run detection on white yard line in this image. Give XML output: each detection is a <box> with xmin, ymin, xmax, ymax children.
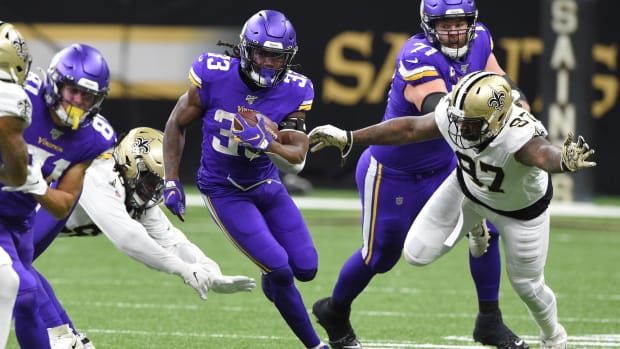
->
<box><xmin>71</xmin><ymin>327</ymin><xmax>620</xmax><ymax>348</ymax></box>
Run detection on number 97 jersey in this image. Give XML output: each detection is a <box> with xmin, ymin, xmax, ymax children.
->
<box><xmin>435</xmin><ymin>96</ymin><xmax>550</xmax><ymax>214</ymax></box>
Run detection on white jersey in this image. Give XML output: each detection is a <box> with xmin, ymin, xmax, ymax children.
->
<box><xmin>64</xmin><ymin>156</ymin><xmax>222</xmax><ymax>276</ymax></box>
<box><xmin>0</xmin><ymin>80</ymin><xmax>32</xmax><ymax>125</ymax></box>
<box><xmin>435</xmin><ymin>96</ymin><xmax>550</xmax><ymax>213</ymax></box>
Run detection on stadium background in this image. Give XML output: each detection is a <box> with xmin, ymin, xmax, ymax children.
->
<box><xmin>3</xmin><ymin>0</ymin><xmax>618</xmax><ymax>199</ymax></box>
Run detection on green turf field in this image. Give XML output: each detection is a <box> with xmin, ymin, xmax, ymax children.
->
<box><xmin>7</xmin><ymin>204</ymin><xmax>620</xmax><ymax>348</ymax></box>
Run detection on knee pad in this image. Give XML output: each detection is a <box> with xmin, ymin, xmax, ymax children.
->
<box><xmin>264</xmin><ymin>267</ymin><xmax>295</xmax><ymax>287</ymax></box>
<box><xmin>403</xmin><ymin>239</ymin><xmax>436</xmax><ymax>266</ymax></box>
<box><xmin>292</xmin><ymin>266</ymin><xmax>317</xmax><ymax>282</ymax></box>
<box><xmin>14</xmin><ymin>287</ymin><xmax>37</xmax><ymax>318</ymax></box>
<box><xmin>366</xmin><ymin>247</ymin><xmax>401</xmax><ymax>274</ymax></box>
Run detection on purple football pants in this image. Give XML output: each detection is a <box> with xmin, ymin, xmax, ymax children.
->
<box><xmin>331</xmin><ymin>149</ymin><xmax>501</xmax><ymax>308</ymax></box>
<box><xmin>203</xmin><ymin>180</ymin><xmax>322</xmax><ymax>348</ymax></box>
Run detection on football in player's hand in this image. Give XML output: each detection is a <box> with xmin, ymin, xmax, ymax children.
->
<box><xmin>234</xmin><ymin>110</ymin><xmax>280</xmax><ymax>142</ymax></box>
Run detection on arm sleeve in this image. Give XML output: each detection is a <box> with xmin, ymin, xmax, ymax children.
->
<box><xmin>421</xmin><ymin>92</ymin><xmax>447</xmax><ymax>114</ymax></box>
<box><xmin>78</xmin><ymin>174</ymin><xmax>188</xmax><ymax>276</ymax></box>
<box><xmin>141</xmin><ymin>206</ymin><xmax>223</xmax><ymax>277</ymax></box>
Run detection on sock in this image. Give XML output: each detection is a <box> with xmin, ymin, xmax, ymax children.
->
<box><xmin>469</xmin><ymin>228</ymin><xmax>501</xmax><ymax>305</ymax></box>
<box><xmin>332</xmin><ymin>250</ymin><xmax>374</xmax><ymax>308</ymax></box>
<box><xmin>266</xmin><ymin>267</ymin><xmax>321</xmax><ymax>348</ymax></box>
<box><xmin>14</xmin><ymin>286</ymin><xmax>50</xmax><ymax>349</ymax></box>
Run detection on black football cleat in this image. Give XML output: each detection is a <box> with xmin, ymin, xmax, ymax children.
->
<box><xmin>473</xmin><ymin>310</ymin><xmax>529</xmax><ymax>349</ymax></box>
<box><xmin>312</xmin><ymin>297</ymin><xmax>362</xmax><ymax>349</ymax></box>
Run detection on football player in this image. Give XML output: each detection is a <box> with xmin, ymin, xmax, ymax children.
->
<box><xmin>1</xmin><ymin>43</ymin><xmax>117</xmax><ymax>349</ymax></box>
<box><xmin>0</xmin><ymin>21</ymin><xmax>32</xmax><ymax>349</ymax></box>
<box><xmin>30</xmin><ymin>127</ymin><xmax>257</xmax><ymax>349</ymax></box>
<box><xmin>308</xmin><ymin>71</ymin><xmax>595</xmax><ymax>349</ymax></box>
<box><xmin>163</xmin><ymin>10</ymin><xmax>327</xmax><ymax>349</ymax></box>
<box><xmin>310</xmin><ymin>1</ymin><xmax>530</xmax><ymax>348</ymax></box>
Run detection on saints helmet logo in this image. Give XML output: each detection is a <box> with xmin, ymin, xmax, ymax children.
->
<box><xmin>132</xmin><ymin>137</ymin><xmax>153</xmax><ymax>154</ymax></box>
<box><xmin>488</xmin><ymin>89</ymin><xmax>505</xmax><ymax>111</ymax></box>
<box><xmin>11</xmin><ymin>35</ymin><xmax>29</xmax><ymax>60</ymax></box>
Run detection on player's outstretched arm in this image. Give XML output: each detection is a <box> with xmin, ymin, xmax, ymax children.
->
<box><xmin>515</xmin><ymin>133</ymin><xmax>596</xmax><ymax>173</ymax></box>
<box><xmin>308</xmin><ymin>113</ymin><xmax>441</xmax><ymax>156</ymax></box>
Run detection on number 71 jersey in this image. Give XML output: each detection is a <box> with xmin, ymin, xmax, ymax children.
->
<box><xmin>434</xmin><ymin>96</ymin><xmax>550</xmax><ymax>213</ymax></box>
<box><xmin>0</xmin><ymin>73</ymin><xmax>117</xmax><ymax>220</ymax></box>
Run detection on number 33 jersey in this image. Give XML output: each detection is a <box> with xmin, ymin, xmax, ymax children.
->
<box><xmin>434</xmin><ymin>96</ymin><xmax>550</xmax><ymax>214</ymax></box>
<box><xmin>188</xmin><ymin>53</ymin><xmax>314</xmax><ymax>195</ymax></box>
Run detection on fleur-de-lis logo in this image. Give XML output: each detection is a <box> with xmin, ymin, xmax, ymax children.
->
<box><xmin>488</xmin><ymin>89</ymin><xmax>505</xmax><ymax>111</ymax></box>
<box><xmin>17</xmin><ymin>99</ymin><xmax>31</xmax><ymax>119</ymax></box>
<box><xmin>11</xmin><ymin>35</ymin><xmax>29</xmax><ymax>60</ymax></box>
<box><xmin>132</xmin><ymin>137</ymin><xmax>152</xmax><ymax>154</ymax></box>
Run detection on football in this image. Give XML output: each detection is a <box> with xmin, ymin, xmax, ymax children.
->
<box><xmin>234</xmin><ymin>110</ymin><xmax>281</xmax><ymax>142</ymax></box>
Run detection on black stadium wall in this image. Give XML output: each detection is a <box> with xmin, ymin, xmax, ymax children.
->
<box><xmin>4</xmin><ymin>0</ymin><xmax>619</xmax><ymax>198</ymax></box>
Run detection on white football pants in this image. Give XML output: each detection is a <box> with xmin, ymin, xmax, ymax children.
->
<box><xmin>403</xmin><ymin>170</ymin><xmax>563</xmax><ymax>339</ymax></box>
<box><xmin>0</xmin><ymin>248</ymin><xmax>19</xmax><ymax>349</ymax></box>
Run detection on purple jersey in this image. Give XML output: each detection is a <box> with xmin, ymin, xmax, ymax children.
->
<box><xmin>370</xmin><ymin>22</ymin><xmax>494</xmax><ymax>173</ymax></box>
<box><xmin>190</xmin><ymin>53</ymin><xmax>313</xmax><ymax>196</ymax></box>
<box><xmin>0</xmin><ymin>72</ymin><xmax>116</xmax><ymax>223</ymax></box>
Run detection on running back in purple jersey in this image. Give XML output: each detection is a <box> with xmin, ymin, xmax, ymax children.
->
<box><xmin>189</xmin><ymin>53</ymin><xmax>313</xmax><ymax>196</ymax></box>
<box><xmin>0</xmin><ymin>71</ymin><xmax>116</xmax><ymax>221</ymax></box>
<box><xmin>369</xmin><ymin>22</ymin><xmax>494</xmax><ymax>173</ymax></box>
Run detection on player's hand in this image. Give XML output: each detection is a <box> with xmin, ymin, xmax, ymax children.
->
<box><xmin>2</xmin><ymin>156</ymin><xmax>47</xmax><ymax>196</ymax></box>
<box><xmin>211</xmin><ymin>275</ymin><xmax>257</xmax><ymax>293</ymax></box>
<box><xmin>180</xmin><ymin>263</ymin><xmax>212</xmax><ymax>300</ymax></box>
<box><xmin>308</xmin><ymin>124</ymin><xmax>353</xmax><ymax>158</ymax></box>
<box><xmin>164</xmin><ymin>179</ymin><xmax>186</xmax><ymax>221</ymax></box>
<box><xmin>232</xmin><ymin>113</ymin><xmax>273</xmax><ymax>151</ymax></box>
<box><xmin>561</xmin><ymin>132</ymin><xmax>596</xmax><ymax>172</ymax></box>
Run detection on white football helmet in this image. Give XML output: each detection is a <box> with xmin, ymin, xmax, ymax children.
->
<box><xmin>447</xmin><ymin>71</ymin><xmax>512</xmax><ymax>149</ymax></box>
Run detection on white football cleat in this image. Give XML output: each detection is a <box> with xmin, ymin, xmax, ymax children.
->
<box><xmin>48</xmin><ymin>324</ymin><xmax>82</xmax><ymax>349</ymax></box>
<box><xmin>541</xmin><ymin>324</ymin><xmax>567</xmax><ymax>349</ymax></box>
<box><xmin>468</xmin><ymin>219</ymin><xmax>491</xmax><ymax>258</ymax></box>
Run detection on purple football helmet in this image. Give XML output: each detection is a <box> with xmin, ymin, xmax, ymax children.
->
<box><xmin>420</xmin><ymin>0</ymin><xmax>478</xmax><ymax>60</ymax></box>
<box><xmin>238</xmin><ymin>10</ymin><xmax>298</xmax><ymax>87</ymax></box>
<box><xmin>44</xmin><ymin>43</ymin><xmax>110</xmax><ymax>130</ymax></box>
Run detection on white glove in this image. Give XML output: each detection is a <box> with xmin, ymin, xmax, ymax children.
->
<box><xmin>2</xmin><ymin>158</ymin><xmax>47</xmax><ymax>196</ymax></box>
<box><xmin>211</xmin><ymin>275</ymin><xmax>256</xmax><ymax>294</ymax></box>
<box><xmin>560</xmin><ymin>132</ymin><xmax>596</xmax><ymax>172</ymax></box>
<box><xmin>308</xmin><ymin>124</ymin><xmax>353</xmax><ymax>158</ymax></box>
<box><xmin>180</xmin><ymin>263</ymin><xmax>212</xmax><ymax>300</ymax></box>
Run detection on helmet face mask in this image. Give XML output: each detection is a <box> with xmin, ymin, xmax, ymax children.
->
<box><xmin>0</xmin><ymin>21</ymin><xmax>32</xmax><ymax>86</ymax></box>
<box><xmin>448</xmin><ymin>71</ymin><xmax>512</xmax><ymax>149</ymax></box>
<box><xmin>239</xmin><ymin>10</ymin><xmax>298</xmax><ymax>87</ymax></box>
<box><xmin>113</xmin><ymin>127</ymin><xmax>165</xmax><ymax>212</ymax></box>
<box><xmin>45</xmin><ymin>44</ymin><xmax>110</xmax><ymax>130</ymax></box>
<box><xmin>420</xmin><ymin>0</ymin><xmax>478</xmax><ymax>60</ymax></box>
